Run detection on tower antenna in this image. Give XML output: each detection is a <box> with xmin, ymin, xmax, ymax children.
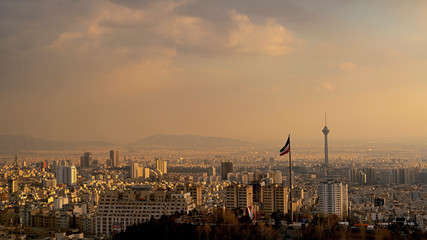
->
<box><xmin>325</xmin><ymin>112</ymin><xmax>327</xmax><ymax>126</ymax></box>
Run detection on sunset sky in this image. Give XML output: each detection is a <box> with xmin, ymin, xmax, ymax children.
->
<box><xmin>1</xmin><ymin>0</ymin><xmax>427</xmax><ymax>144</ymax></box>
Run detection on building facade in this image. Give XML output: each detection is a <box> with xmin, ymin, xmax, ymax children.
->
<box><xmin>95</xmin><ymin>190</ymin><xmax>195</xmax><ymax>236</ymax></box>
<box><xmin>131</xmin><ymin>163</ymin><xmax>144</xmax><ymax>179</ymax></box>
<box><xmin>318</xmin><ymin>180</ymin><xmax>348</xmax><ymax>218</ymax></box>
<box><xmin>80</xmin><ymin>152</ymin><xmax>93</xmax><ymax>168</ymax></box>
<box><xmin>262</xmin><ymin>184</ymin><xmax>288</xmax><ymax>214</ymax></box>
<box><xmin>221</xmin><ymin>162</ymin><xmax>233</xmax><ymax>181</ymax></box>
<box><xmin>8</xmin><ymin>178</ymin><xmax>18</xmax><ymax>195</ymax></box>
<box><xmin>56</xmin><ymin>166</ymin><xmax>77</xmax><ymax>186</ymax></box>
<box><xmin>225</xmin><ymin>184</ymin><xmax>253</xmax><ymax>211</ymax></box>
<box><xmin>156</xmin><ymin>158</ymin><xmax>167</xmax><ymax>175</ymax></box>
<box><xmin>110</xmin><ymin>150</ymin><xmax>120</xmax><ymax>167</ymax></box>
<box><xmin>177</xmin><ymin>184</ymin><xmax>202</xmax><ymax>206</ymax></box>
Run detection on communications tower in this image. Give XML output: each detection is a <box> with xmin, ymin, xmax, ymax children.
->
<box><xmin>322</xmin><ymin>114</ymin><xmax>330</xmax><ymax>166</ymax></box>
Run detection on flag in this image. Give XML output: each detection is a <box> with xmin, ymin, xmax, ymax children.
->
<box><xmin>280</xmin><ymin>136</ymin><xmax>290</xmax><ymax>156</ymax></box>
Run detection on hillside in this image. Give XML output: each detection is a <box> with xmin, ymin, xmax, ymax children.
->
<box><xmin>133</xmin><ymin>134</ymin><xmax>250</xmax><ymax>149</ymax></box>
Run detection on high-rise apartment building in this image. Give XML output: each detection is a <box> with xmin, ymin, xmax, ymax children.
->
<box><xmin>131</xmin><ymin>163</ymin><xmax>144</xmax><ymax>179</ymax></box>
<box><xmin>225</xmin><ymin>184</ymin><xmax>253</xmax><ymax>211</ymax></box>
<box><xmin>273</xmin><ymin>171</ymin><xmax>283</xmax><ymax>184</ymax></box>
<box><xmin>348</xmin><ymin>168</ymin><xmax>367</xmax><ymax>184</ymax></box>
<box><xmin>348</xmin><ymin>168</ymin><xmax>357</xmax><ymax>183</ymax></box>
<box><xmin>250</xmin><ymin>182</ymin><xmax>264</xmax><ymax>204</ymax></box>
<box><xmin>52</xmin><ymin>160</ymin><xmax>58</xmax><ymax>170</ymax></box>
<box><xmin>262</xmin><ymin>184</ymin><xmax>288</xmax><ymax>214</ymax></box>
<box><xmin>392</xmin><ymin>169</ymin><xmax>399</xmax><ymax>184</ymax></box>
<box><xmin>80</xmin><ymin>152</ymin><xmax>93</xmax><ymax>168</ymax></box>
<box><xmin>221</xmin><ymin>162</ymin><xmax>233</xmax><ymax>180</ymax></box>
<box><xmin>8</xmin><ymin>178</ymin><xmax>18</xmax><ymax>195</ymax></box>
<box><xmin>56</xmin><ymin>166</ymin><xmax>77</xmax><ymax>186</ymax></box>
<box><xmin>110</xmin><ymin>150</ymin><xmax>120</xmax><ymax>167</ymax></box>
<box><xmin>392</xmin><ymin>168</ymin><xmax>419</xmax><ymax>184</ymax></box>
<box><xmin>365</xmin><ymin>168</ymin><xmax>377</xmax><ymax>185</ymax></box>
<box><xmin>377</xmin><ymin>171</ymin><xmax>391</xmax><ymax>185</ymax></box>
<box><xmin>144</xmin><ymin>168</ymin><xmax>150</xmax><ymax>178</ymax></box>
<box><xmin>156</xmin><ymin>158</ymin><xmax>167</xmax><ymax>175</ymax></box>
<box><xmin>207</xmin><ymin>166</ymin><xmax>216</xmax><ymax>176</ymax></box>
<box><xmin>318</xmin><ymin>180</ymin><xmax>348</xmax><ymax>218</ymax></box>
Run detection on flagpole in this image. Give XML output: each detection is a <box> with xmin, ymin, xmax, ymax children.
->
<box><xmin>288</xmin><ymin>134</ymin><xmax>293</xmax><ymax>222</ymax></box>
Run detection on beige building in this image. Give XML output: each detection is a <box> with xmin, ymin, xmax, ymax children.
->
<box><xmin>95</xmin><ymin>189</ymin><xmax>194</xmax><ymax>236</ymax></box>
<box><xmin>131</xmin><ymin>163</ymin><xmax>144</xmax><ymax>179</ymax></box>
<box><xmin>225</xmin><ymin>184</ymin><xmax>253</xmax><ymax>211</ymax></box>
<box><xmin>177</xmin><ymin>184</ymin><xmax>202</xmax><ymax>206</ymax></box>
<box><xmin>8</xmin><ymin>178</ymin><xmax>18</xmax><ymax>195</ymax></box>
<box><xmin>156</xmin><ymin>158</ymin><xmax>167</xmax><ymax>175</ymax></box>
<box><xmin>262</xmin><ymin>184</ymin><xmax>288</xmax><ymax>214</ymax></box>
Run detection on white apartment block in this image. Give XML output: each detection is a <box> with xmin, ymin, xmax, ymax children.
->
<box><xmin>95</xmin><ymin>190</ymin><xmax>195</xmax><ymax>236</ymax></box>
<box><xmin>318</xmin><ymin>180</ymin><xmax>348</xmax><ymax>218</ymax></box>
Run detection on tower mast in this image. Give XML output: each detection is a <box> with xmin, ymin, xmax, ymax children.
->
<box><xmin>322</xmin><ymin>113</ymin><xmax>330</xmax><ymax>166</ymax></box>
<box><xmin>288</xmin><ymin>134</ymin><xmax>293</xmax><ymax>222</ymax></box>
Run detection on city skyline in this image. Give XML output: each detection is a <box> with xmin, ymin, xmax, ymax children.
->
<box><xmin>0</xmin><ymin>1</ymin><xmax>426</xmax><ymax>238</ymax></box>
<box><xmin>1</xmin><ymin>1</ymin><xmax>427</xmax><ymax>144</ymax></box>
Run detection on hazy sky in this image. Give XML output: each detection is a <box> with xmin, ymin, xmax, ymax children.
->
<box><xmin>1</xmin><ymin>0</ymin><xmax>427</xmax><ymax>144</ymax></box>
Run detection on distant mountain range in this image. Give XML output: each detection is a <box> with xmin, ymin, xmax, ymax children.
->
<box><xmin>0</xmin><ymin>134</ymin><xmax>250</xmax><ymax>152</ymax></box>
<box><xmin>0</xmin><ymin>135</ymin><xmax>112</xmax><ymax>153</ymax></box>
<box><xmin>133</xmin><ymin>134</ymin><xmax>250</xmax><ymax>149</ymax></box>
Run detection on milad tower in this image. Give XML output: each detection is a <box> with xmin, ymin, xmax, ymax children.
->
<box><xmin>322</xmin><ymin>114</ymin><xmax>330</xmax><ymax>166</ymax></box>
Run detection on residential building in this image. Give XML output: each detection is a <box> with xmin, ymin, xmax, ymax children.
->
<box><xmin>110</xmin><ymin>150</ymin><xmax>120</xmax><ymax>167</ymax></box>
<box><xmin>95</xmin><ymin>190</ymin><xmax>194</xmax><ymax>236</ymax></box>
<box><xmin>56</xmin><ymin>166</ymin><xmax>77</xmax><ymax>186</ymax></box>
<box><xmin>221</xmin><ymin>162</ymin><xmax>233</xmax><ymax>181</ymax></box>
<box><xmin>318</xmin><ymin>180</ymin><xmax>348</xmax><ymax>218</ymax></box>
<box><xmin>131</xmin><ymin>163</ymin><xmax>143</xmax><ymax>179</ymax></box>
<box><xmin>156</xmin><ymin>158</ymin><xmax>167</xmax><ymax>175</ymax></box>
<box><xmin>225</xmin><ymin>184</ymin><xmax>253</xmax><ymax>211</ymax></box>
<box><xmin>80</xmin><ymin>152</ymin><xmax>93</xmax><ymax>168</ymax></box>
<box><xmin>262</xmin><ymin>184</ymin><xmax>288</xmax><ymax>214</ymax></box>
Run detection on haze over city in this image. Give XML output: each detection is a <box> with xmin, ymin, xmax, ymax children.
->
<box><xmin>1</xmin><ymin>0</ymin><xmax>427</xmax><ymax>144</ymax></box>
<box><xmin>1</xmin><ymin>2</ymin><xmax>427</xmax><ymax>239</ymax></box>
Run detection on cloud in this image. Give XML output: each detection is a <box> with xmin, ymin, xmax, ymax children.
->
<box><xmin>322</xmin><ymin>82</ymin><xmax>334</xmax><ymax>91</ymax></box>
<box><xmin>0</xmin><ymin>0</ymin><xmax>305</xmax><ymax>142</ymax></box>
<box><xmin>50</xmin><ymin>31</ymin><xmax>84</xmax><ymax>51</ymax></box>
<box><xmin>0</xmin><ymin>0</ymin><xmax>301</xmax><ymax>68</ymax></box>
<box><xmin>0</xmin><ymin>0</ymin><xmax>302</xmax><ymax>99</ymax></box>
<box><xmin>312</xmin><ymin>82</ymin><xmax>334</xmax><ymax>91</ymax></box>
<box><xmin>228</xmin><ymin>11</ymin><xmax>299</xmax><ymax>56</ymax></box>
<box><xmin>339</xmin><ymin>61</ymin><xmax>357</xmax><ymax>71</ymax></box>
